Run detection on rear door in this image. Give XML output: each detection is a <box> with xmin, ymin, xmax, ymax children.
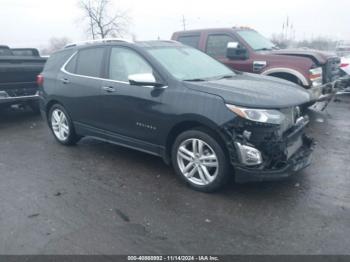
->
<box><xmin>57</xmin><ymin>47</ymin><xmax>106</xmax><ymax>128</ymax></box>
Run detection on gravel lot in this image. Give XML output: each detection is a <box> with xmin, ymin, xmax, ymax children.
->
<box><xmin>0</xmin><ymin>95</ymin><xmax>349</xmax><ymax>255</ymax></box>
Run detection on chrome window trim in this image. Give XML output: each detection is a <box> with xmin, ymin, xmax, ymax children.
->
<box><xmin>60</xmin><ymin>50</ymin><xmax>168</xmax><ymax>89</ymax></box>
<box><xmin>60</xmin><ymin>51</ymin><xmax>130</xmax><ymax>85</ymax></box>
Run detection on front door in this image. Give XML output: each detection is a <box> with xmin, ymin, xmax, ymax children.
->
<box><xmin>97</xmin><ymin>46</ymin><xmax>164</xmax><ymax>145</ymax></box>
<box><xmin>205</xmin><ymin>33</ymin><xmax>254</xmax><ymax>73</ymax></box>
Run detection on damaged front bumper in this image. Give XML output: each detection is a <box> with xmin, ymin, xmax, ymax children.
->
<box><xmin>222</xmin><ymin>115</ymin><xmax>315</xmax><ymax>183</ymax></box>
<box><xmin>234</xmin><ymin>135</ymin><xmax>314</xmax><ymax>183</ymax></box>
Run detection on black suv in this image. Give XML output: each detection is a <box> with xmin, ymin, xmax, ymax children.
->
<box><xmin>39</xmin><ymin>39</ymin><xmax>314</xmax><ymax>192</ymax></box>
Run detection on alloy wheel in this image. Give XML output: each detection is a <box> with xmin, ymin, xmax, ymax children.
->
<box><xmin>177</xmin><ymin>138</ymin><xmax>219</xmax><ymax>186</ymax></box>
<box><xmin>51</xmin><ymin>108</ymin><xmax>70</xmax><ymax>141</ymax></box>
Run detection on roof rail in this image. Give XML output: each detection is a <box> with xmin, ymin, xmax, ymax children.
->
<box><xmin>64</xmin><ymin>38</ymin><xmax>133</xmax><ymax>48</ymax></box>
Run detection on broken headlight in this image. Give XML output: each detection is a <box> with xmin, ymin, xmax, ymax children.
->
<box><xmin>226</xmin><ymin>104</ymin><xmax>285</xmax><ymax>125</ymax></box>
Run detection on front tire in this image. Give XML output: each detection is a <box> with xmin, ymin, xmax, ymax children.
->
<box><xmin>49</xmin><ymin>104</ymin><xmax>80</xmax><ymax>145</ymax></box>
<box><xmin>171</xmin><ymin>129</ymin><xmax>231</xmax><ymax>192</ymax></box>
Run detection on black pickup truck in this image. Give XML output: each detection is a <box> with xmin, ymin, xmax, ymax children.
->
<box><xmin>0</xmin><ymin>45</ymin><xmax>47</xmax><ymax>112</ymax></box>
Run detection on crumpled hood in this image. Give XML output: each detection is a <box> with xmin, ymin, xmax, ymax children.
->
<box><xmin>271</xmin><ymin>48</ymin><xmax>338</xmax><ymax>64</ymax></box>
<box><xmin>185</xmin><ymin>73</ymin><xmax>311</xmax><ymax>109</ymax></box>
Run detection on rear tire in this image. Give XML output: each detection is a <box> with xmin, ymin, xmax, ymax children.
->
<box><xmin>171</xmin><ymin>128</ymin><xmax>231</xmax><ymax>192</ymax></box>
<box><xmin>48</xmin><ymin>104</ymin><xmax>80</xmax><ymax>146</ymax></box>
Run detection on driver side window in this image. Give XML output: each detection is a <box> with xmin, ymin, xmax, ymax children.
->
<box><xmin>109</xmin><ymin>47</ymin><xmax>153</xmax><ymax>82</ymax></box>
<box><xmin>206</xmin><ymin>34</ymin><xmax>237</xmax><ymax>58</ymax></box>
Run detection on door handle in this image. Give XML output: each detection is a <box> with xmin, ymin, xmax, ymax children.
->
<box><xmin>101</xmin><ymin>86</ymin><xmax>116</xmax><ymax>93</ymax></box>
<box><xmin>61</xmin><ymin>78</ymin><xmax>70</xmax><ymax>84</ymax></box>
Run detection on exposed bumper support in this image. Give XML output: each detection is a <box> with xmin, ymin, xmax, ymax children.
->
<box><xmin>235</xmin><ymin>135</ymin><xmax>314</xmax><ymax>183</ymax></box>
<box><xmin>308</xmin><ymin>76</ymin><xmax>350</xmax><ymax>111</ymax></box>
<box><xmin>222</xmin><ymin>115</ymin><xmax>314</xmax><ymax>183</ymax></box>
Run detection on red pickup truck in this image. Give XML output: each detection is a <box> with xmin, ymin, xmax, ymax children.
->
<box><xmin>172</xmin><ymin>27</ymin><xmax>341</xmax><ymax>100</ymax></box>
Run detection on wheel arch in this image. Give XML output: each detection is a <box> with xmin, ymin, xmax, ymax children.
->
<box><xmin>262</xmin><ymin>67</ymin><xmax>309</xmax><ymax>87</ymax></box>
<box><xmin>45</xmin><ymin>99</ymin><xmax>62</xmax><ymax>121</ymax></box>
<box><xmin>164</xmin><ymin>118</ymin><xmax>228</xmax><ymax>164</ymax></box>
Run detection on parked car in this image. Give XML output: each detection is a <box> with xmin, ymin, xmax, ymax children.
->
<box><xmin>0</xmin><ymin>45</ymin><xmax>47</xmax><ymax>111</ymax></box>
<box><xmin>39</xmin><ymin>39</ymin><xmax>314</xmax><ymax>192</ymax></box>
<box><xmin>340</xmin><ymin>56</ymin><xmax>350</xmax><ymax>76</ymax></box>
<box><xmin>172</xmin><ymin>27</ymin><xmax>341</xmax><ymax>101</ymax></box>
<box><xmin>339</xmin><ymin>56</ymin><xmax>350</xmax><ymax>91</ymax></box>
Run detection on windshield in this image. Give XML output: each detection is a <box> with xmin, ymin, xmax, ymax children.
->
<box><xmin>147</xmin><ymin>46</ymin><xmax>234</xmax><ymax>81</ymax></box>
<box><xmin>237</xmin><ymin>30</ymin><xmax>277</xmax><ymax>51</ymax></box>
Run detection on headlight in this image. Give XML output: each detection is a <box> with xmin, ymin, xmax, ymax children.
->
<box><xmin>309</xmin><ymin>67</ymin><xmax>323</xmax><ymax>87</ymax></box>
<box><xmin>226</xmin><ymin>104</ymin><xmax>285</xmax><ymax>125</ymax></box>
<box><xmin>234</xmin><ymin>142</ymin><xmax>263</xmax><ymax>166</ymax></box>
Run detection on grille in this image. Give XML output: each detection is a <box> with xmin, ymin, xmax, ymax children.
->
<box><xmin>323</xmin><ymin>57</ymin><xmax>341</xmax><ymax>83</ymax></box>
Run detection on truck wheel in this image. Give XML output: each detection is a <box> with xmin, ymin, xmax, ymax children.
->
<box><xmin>49</xmin><ymin>104</ymin><xmax>80</xmax><ymax>146</ymax></box>
<box><xmin>171</xmin><ymin>128</ymin><xmax>231</xmax><ymax>192</ymax></box>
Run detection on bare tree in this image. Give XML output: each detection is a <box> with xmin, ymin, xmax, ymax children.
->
<box><xmin>271</xmin><ymin>33</ymin><xmax>291</xmax><ymax>49</ymax></box>
<box><xmin>79</xmin><ymin>0</ymin><xmax>130</xmax><ymax>39</ymax></box>
<box><xmin>296</xmin><ymin>37</ymin><xmax>337</xmax><ymax>51</ymax></box>
<box><xmin>41</xmin><ymin>37</ymin><xmax>71</xmax><ymax>55</ymax></box>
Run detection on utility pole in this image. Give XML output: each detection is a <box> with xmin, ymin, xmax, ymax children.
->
<box><xmin>182</xmin><ymin>15</ymin><xmax>187</xmax><ymax>31</ymax></box>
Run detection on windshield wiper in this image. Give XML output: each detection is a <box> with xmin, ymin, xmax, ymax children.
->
<box><xmin>183</xmin><ymin>78</ymin><xmax>206</xmax><ymax>82</ymax></box>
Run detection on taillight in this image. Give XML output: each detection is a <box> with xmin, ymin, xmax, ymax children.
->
<box><xmin>340</xmin><ymin>63</ymin><xmax>349</xmax><ymax>68</ymax></box>
<box><xmin>36</xmin><ymin>74</ymin><xmax>44</xmax><ymax>86</ymax></box>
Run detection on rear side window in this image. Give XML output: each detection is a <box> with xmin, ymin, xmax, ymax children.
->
<box><xmin>65</xmin><ymin>54</ymin><xmax>77</xmax><ymax>73</ymax></box>
<box><xmin>43</xmin><ymin>49</ymin><xmax>74</xmax><ymax>73</ymax></box>
<box><xmin>206</xmin><ymin>34</ymin><xmax>236</xmax><ymax>57</ymax></box>
<box><xmin>177</xmin><ymin>35</ymin><xmax>200</xmax><ymax>48</ymax></box>
<box><xmin>11</xmin><ymin>49</ymin><xmax>39</xmax><ymax>56</ymax></box>
<box><xmin>76</xmin><ymin>48</ymin><xmax>105</xmax><ymax>77</ymax></box>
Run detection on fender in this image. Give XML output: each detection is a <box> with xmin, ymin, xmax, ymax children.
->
<box><xmin>261</xmin><ymin>67</ymin><xmax>309</xmax><ymax>87</ymax></box>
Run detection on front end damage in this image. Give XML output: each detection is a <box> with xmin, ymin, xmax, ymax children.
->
<box><xmin>308</xmin><ymin>75</ymin><xmax>350</xmax><ymax>111</ymax></box>
<box><xmin>221</xmin><ymin>110</ymin><xmax>315</xmax><ymax>183</ymax></box>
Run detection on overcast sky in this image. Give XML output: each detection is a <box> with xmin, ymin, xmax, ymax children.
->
<box><xmin>1</xmin><ymin>0</ymin><xmax>349</xmax><ymax>49</ymax></box>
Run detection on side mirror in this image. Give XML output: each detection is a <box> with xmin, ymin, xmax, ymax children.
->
<box><xmin>226</xmin><ymin>42</ymin><xmax>249</xmax><ymax>60</ymax></box>
<box><xmin>128</xmin><ymin>73</ymin><xmax>164</xmax><ymax>88</ymax></box>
